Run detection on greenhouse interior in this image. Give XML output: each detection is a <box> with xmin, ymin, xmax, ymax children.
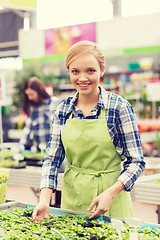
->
<box><xmin>0</xmin><ymin>0</ymin><xmax>160</xmax><ymax>239</ymax></box>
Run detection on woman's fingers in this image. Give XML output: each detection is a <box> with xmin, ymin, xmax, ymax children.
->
<box><xmin>87</xmin><ymin>198</ymin><xmax>98</xmax><ymax>211</ymax></box>
<box><xmin>88</xmin><ymin>190</ymin><xmax>113</xmax><ymax>219</ymax></box>
<box><xmin>32</xmin><ymin>202</ymin><xmax>50</xmax><ymax>222</ymax></box>
<box><xmin>32</xmin><ymin>208</ymin><xmax>47</xmax><ymax>222</ymax></box>
<box><xmin>89</xmin><ymin>208</ymin><xmax>104</xmax><ymax>220</ymax></box>
<box><xmin>32</xmin><ymin>208</ymin><xmax>38</xmax><ymax>221</ymax></box>
<box><xmin>88</xmin><ymin>203</ymin><xmax>109</xmax><ymax>219</ymax></box>
<box><xmin>44</xmin><ymin>213</ymin><xmax>49</xmax><ymax>220</ymax></box>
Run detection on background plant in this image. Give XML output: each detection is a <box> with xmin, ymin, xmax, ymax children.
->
<box><xmin>0</xmin><ymin>172</ymin><xmax>8</xmax><ymax>184</ymax></box>
<box><xmin>11</xmin><ymin>62</ymin><xmax>61</xmax><ymax>114</ymax></box>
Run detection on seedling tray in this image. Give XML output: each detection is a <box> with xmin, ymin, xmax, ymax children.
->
<box><xmin>0</xmin><ymin>201</ymin><xmax>160</xmax><ymax>239</ymax></box>
<box><xmin>0</xmin><ymin>201</ymin><xmax>110</xmax><ymax>222</ymax></box>
<box><xmin>0</xmin><ymin>201</ymin><xmax>160</xmax><ymax>229</ymax></box>
<box><xmin>23</xmin><ymin>158</ymin><xmax>42</xmax><ymax>167</ymax></box>
<box><xmin>0</xmin><ymin>199</ymin><xmax>16</xmax><ymax>209</ymax></box>
<box><xmin>0</xmin><ymin>158</ymin><xmax>27</xmax><ymax>168</ymax></box>
<box><xmin>21</xmin><ymin>151</ymin><xmax>45</xmax><ymax>167</ymax></box>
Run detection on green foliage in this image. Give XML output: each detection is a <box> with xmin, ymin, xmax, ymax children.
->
<box><xmin>0</xmin><ymin>150</ymin><xmax>13</xmax><ymax>159</ymax></box>
<box><xmin>0</xmin><ymin>208</ymin><xmax>160</xmax><ymax>239</ymax></box>
<box><xmin>0</xmin><ymin>159</ymin><xmax>26</xmax><ymax>168</ymax></box>
<box><xmin>22</xmin><ymin>152</ymin><xmax>46</xmax><ymax>159</ymax></box>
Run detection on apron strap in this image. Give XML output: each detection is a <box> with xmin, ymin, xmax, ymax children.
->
<box><xmin>100</xmin><ymin>107</ymin><xmax>106</xmax><ymax>119</ymax></box>
<box><xmin>68</xmin><ymin>164</ymin><xmax>122</xmax><ymax>176</ymax></box>
<box><xmin>68</xmin><ymin>111</ymin><xmax>73</xmax><ymax>120</ymax></box>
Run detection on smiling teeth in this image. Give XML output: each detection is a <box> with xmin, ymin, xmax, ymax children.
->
<box><xmin>79</xmin><ymin>84</ymin><xmax>88</xmax><ymax>87</ymax></box>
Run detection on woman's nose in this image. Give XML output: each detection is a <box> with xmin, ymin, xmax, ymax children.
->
<box><xmin>78</xmin><ymin>73</ymin><xmax>87</xmax><ymax>81</ymax></box>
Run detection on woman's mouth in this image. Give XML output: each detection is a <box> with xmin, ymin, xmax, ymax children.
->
<box><xmin>77</xmin><ymin>83</ymin><xmax>91</xmax><ymax>88</ymax></box>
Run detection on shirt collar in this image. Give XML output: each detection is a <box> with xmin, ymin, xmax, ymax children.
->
<box><xmin>66</xmin><ymin>91</ymin><xmax>79</xmax><ymax>115</ymax></box>
<box><xmin>66</xmin><ymin>85</ymin><xmax>108</xmax><ymax>115</ymax></box>
<box><xmin>97</xmin><ymin>85</ymin><xmax>108</xmax><ymax>109</ymax></box>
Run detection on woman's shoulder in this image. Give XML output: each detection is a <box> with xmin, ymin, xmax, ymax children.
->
<box><xmin>54</xmin><ymin>96</ymin><xmax>74</xmax><ymax>117</ymax></box>
<box><xmin>104</xmin><ymin>90</ymin><xmax>132</xmax><ymax>109</ymax></box>
<box><xmin>99</xmin><ymin>87</ymin><xmax>133</xmax><ymax>118</ymax></box>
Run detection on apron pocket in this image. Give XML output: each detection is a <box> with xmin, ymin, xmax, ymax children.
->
<box><xmin>62</xmin><ymin>170</ymin><xmax>97</xmax><ymax>212</ymax></box>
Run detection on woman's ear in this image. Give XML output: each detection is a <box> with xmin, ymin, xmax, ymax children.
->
<box><xmin>100</xmin><ymin>68</ymin><xmax>105</xmax><ymax>77</ymax></box>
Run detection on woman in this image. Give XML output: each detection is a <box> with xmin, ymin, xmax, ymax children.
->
<box><xmin>19</xmin><ymin>76</ymin><xmax>61</xmax><ymax>152</ymax></box>
<box><xmin>32</xmin><ymin>41</ymin><xmax>145</xmax><ymax>221</ymax></box>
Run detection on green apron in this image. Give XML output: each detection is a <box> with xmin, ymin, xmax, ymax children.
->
<box><xmin>61</xmin><ymin>108</ymin><xmax>133</xmax><ymax>218</ymax></box>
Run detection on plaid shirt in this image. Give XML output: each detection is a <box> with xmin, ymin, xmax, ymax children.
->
<box><xmin>19</xmin><ymin>96</ymin><xmax>61</xmax><ymax>151</ymax></box>
<box><xmin>41</xmin><ymin>86</ymin><xmax>145</xmax><ymax>192</ymax></box>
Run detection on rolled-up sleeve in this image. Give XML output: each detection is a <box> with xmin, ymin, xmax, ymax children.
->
<box><xmin>40</xmin><ymin>110</ymin><xmax>65</xmax><ymax>191</ymax></box>
<box><xmin>117</xmin><ymin>102</ymin><xmax>145</xmax><ymax>191</ymax></box>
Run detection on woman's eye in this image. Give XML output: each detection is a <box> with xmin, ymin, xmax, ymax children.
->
<box><xmin>72</xmin><ymin>70</ymin><xmax>78</xmax><ymax>74</ymax></box>
<box><xmin>88</xmin><ymin>69</ymin><xmax>95</xmax><ymax>73</ymax></box>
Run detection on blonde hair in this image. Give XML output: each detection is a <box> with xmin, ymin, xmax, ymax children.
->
<box><xmin>65</xmin><ymin>41</ymin><xmax>105</xmax><ymax>71</ymax></box>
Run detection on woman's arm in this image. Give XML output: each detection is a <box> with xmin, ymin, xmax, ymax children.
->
<box><xmin>32</xmin><ymin>108</ymin><xmax>65</xmax><ymax>221</ymax></box>
<box><xmin>39</xmin><ymin>187</ymin><xmax>53</xmax><ymax>204</ymax></box>
<box><xmin>40</xmin><ymin>110</ymin><xmax>65</xmax><ymax>191</ymax></box>
<box><xmin>116</xmin><ymin>101</ymin><xmax>145</xmax><ymax>191</ymax></box>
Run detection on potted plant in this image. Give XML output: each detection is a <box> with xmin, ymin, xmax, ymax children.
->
<box><xmin>0</xmin><ymin>172</ymin><xmax>8</xmax><ymax>204</ymax></box>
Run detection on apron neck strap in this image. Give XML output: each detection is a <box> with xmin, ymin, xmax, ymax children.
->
<box><xmin>100</xmin><ymin>108</ymin><xmax>106</xmax><ymax>119</ymax></box>
<box><xmin>68</xmin><ymin>111</ymin><xmax>73</xmax><ymax>120</ymax></box>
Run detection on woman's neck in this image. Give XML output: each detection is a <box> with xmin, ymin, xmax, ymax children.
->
<box><xmin>79</xmin><ymin>87</ymin><xmax>99</xmax><ymax>103</ymax></box>
<box><xmin>76</xmin><ymin>87</ymin><xmax>100</xmax><ymax>117</ymax></box>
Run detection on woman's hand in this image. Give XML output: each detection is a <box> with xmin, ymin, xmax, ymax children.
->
<box><xmin>32</xmin><ymin>202</ymin><xmax>50</xmax><ymax>222</ymax></box>
<box><xmin>87</xmin><ymin>180</ymin><xmax>125</xmax><ymax>220</ymax></box>
<box><xmin>87</xmin><ymin>189</ymin><xmax>113</xmax><ymax>220</ymax></box>
<box><xmin>32</xmin><ymin>187</ymin><xmax>53</xmax><ymax>222</ymax></box>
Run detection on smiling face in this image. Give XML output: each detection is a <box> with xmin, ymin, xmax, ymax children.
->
<box><xmin>69</xmin><ymin>53</ymin><xmax>104</xmax><ymax>97</ymax></box>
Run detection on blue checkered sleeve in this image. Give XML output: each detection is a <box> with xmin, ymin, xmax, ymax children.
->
<box><xmin>40</xmin><ymin>109</ymin><xmax>65</xmax><ymax>190</ymax></box>
<box><xmin>116</xmin><ymin>100</ymin><xmax>145</xmax><ymax>191</ymax></box>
